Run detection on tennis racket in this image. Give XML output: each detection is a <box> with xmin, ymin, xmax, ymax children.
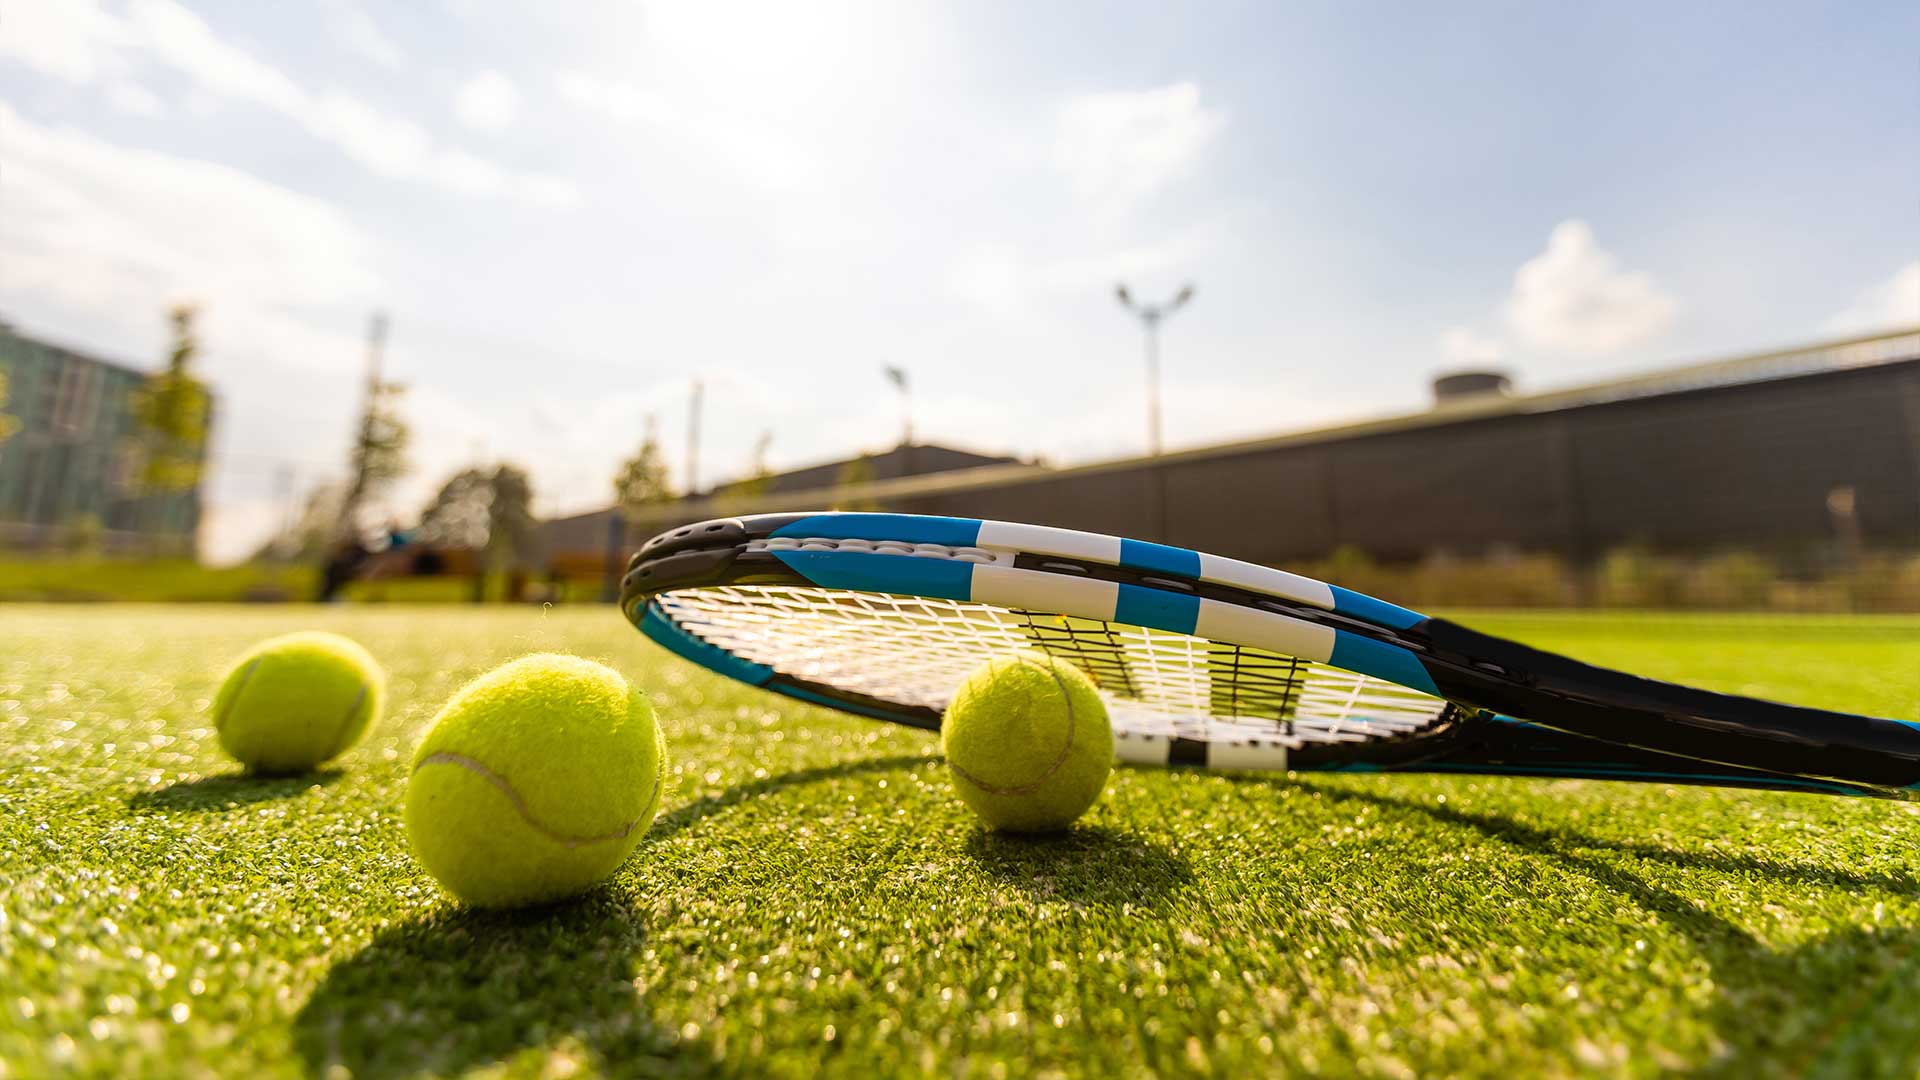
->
<box><xmin>620</xmin><ymin>512</ymin><xmax>1920</xmax><ymax>798</ymax></box>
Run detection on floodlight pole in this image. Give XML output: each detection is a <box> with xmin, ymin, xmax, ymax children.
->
<box><xmin>1115</xmin><ymin>284</ymin><xmax>1193</xmax><ymax>543</ymax></box>
<box><xmin>686</xmin><ymin>378</ymin><xmax>703</xmax><ymax>496</ymax></box>
<box><xmin>1115</xmin><ymin>284</ymin><xmax>1194</xmax><ymax>456</ymax></box>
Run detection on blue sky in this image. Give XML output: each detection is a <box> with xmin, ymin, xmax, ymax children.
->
<box><xmin>2</xmin><ymin>0</ymin><xmax>1915</xmax><ymax>561</ymax></box>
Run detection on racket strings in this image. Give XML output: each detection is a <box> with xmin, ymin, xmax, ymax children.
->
<box><xmin>655</xmin><ymin>585</ymin><xmax>1448</xmax><ymax>747</ymax></box>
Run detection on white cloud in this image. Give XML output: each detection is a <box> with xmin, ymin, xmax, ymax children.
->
<box><xmin>0</xmin><ymin>0</ymin><xmax>131</xmax><ymax>83</ymax></box>
<box><xmin>325</xmin><ymin>0</ymin><xmax>404</xmax><ymax>69</ymax></box>
<box><xmin>0</xmin><ymin>102</ymin><xmax>386</xmax><ymax>562</ymax></box>
<box><xmin>455</xmin><ymin>70</ymin><xmax>520</xmax><ymax>133</ymax></box>
<box><xmin>1504</xmin><ymin>220</ymin><xmax>1678</xmax><ymax>354</ymax></box>
<box><xmin>105</xmin><ymin>81</ymin><xmax>164</xmax><ymax>116</ymax></box>
<box><xmin>947</xmin><ymin>219</ymin><xmax>1229</xmax><ymax>315</ymax></box>
<box><xmin>1053</xmin><ymin>82</ymin><xmax>1225</xmax><ymax>213</ymax></box>
<box><xmin>1438</xmin><ymin>327</ymin><xmax>1505</xmax><ymax>365</ymax></box>
<box><xmin>125</xmin><ymin>0</ymin><xmax>305</xmax><ymax>113</ymax></box>
<box><xmin>555</xmin><ymin>71</ymin><xmax>822</xmax><ymax>190</ymax></box>
<box><xmin>0</xmin><ymin>0</ymin><xmax>574</xmax><ymax>207</ymax></box>
<box><xmin>1825</xmin><ymin>261</ymin><xmax>1920</xmax><ymax>334</ymax></box>
<box><xmin>0</xmin><ymin>102</ymin><xmax>379</xmax><ymax>336</ymax></box>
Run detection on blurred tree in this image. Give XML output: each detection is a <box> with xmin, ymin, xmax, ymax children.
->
<box><xmin>0</xmin><ymin>367</ymin><xmax>19</xmax><ymax>445</ymax></box>
<box><xmin>320</xmin><ymin>315</ymin><xmax>409</xmax><ymax>601</ymax></box>
<box><xmin>612</xmin><ymin>424</ymin><xmax>676</xmax><ymax>530</ymax></box>
<box><xmin>127</xmin><ymin>304</ymin><xmax>212</xmax><ymax>547</ymax></box>
<box><xmin>418</xmin><ymin>468</ymin><xmax>493</xmax><ymax>550</ymax></box>
<box><xmin>418</xmin><ymin>464</ymin><xmax>538</xmax><ymax>601</ymax></box>
<box><xmin>333</xmin><ymin>315</ymin><xmax>410</xmax><ymax>540</ymax></box>
<box><xmin>260</xmin><ymin>482</ymin><xmax>348</xmax><ymax>562</ymax></box>
<box><xmin>485</xmin><ymin>464</ymin><xmax>538</xmax><ymax>574</ymax></box>
<box><xmin>58</xmin><ymin>512</ymin><xmax>107</xmax><ymax>556</ymax></box>
<box><xmin>340</xmin><ymin>391</ymin><xmax>409</xmax><ymax>536</ymax></box>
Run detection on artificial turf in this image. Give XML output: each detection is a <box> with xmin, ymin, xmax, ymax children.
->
<box><xmin>3</xmin><ymin>605</ymin><xmax>1918</xmax><ymax>1078</ymax></box>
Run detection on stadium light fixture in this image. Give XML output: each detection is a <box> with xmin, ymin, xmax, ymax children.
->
<box><xmin>1114</xmin><ymin>283</ymin><xmax>1195</xmax><ymax>456</ymax></box>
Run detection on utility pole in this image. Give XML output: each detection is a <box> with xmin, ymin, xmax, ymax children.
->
<box><xmin>753</xmin><ymin>429</ymin><xmax>774</xmax><ymax>475</ymax></box>
<box><xmin>686</xmin><ymin>379</ymin><xmax>703</xmax><ymax>496</ymax></box>
<box><xmin>273</xmin><ymin>464</ymin><xmax>296</xmax><ymax>550</ymax></box>
<box><xmin>336</xmin><ymin>311</ymin><xmax>388</xmax><ymax>539</ymax></box>
<box><xmin>1114</xmin><ymin>283</ymin><xmax>1194</xmax><ymax>456</ymax></box>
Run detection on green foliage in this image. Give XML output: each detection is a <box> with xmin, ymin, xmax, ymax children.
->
<box><xmin>1596</xmin><ymin>546</ymin><xmax>1686</xmax><ymax>608</ymax></box>
<box><xmin>417</xmin><ymin>470</ymin><xmax>489</xmax><ymax>548</ymax></box>
<box><xmin>612</xmin><ymin>431</ymin><xmax>674</xmax><ymax>525</ymax></box>
<box><xmin>1283</xmin><ymin>547</ymin><xmax>1920</xmax><ymax>613</ymax></box>
<box><xmin>417</xmin><ymin>464</ymin><xmax>539</xmax><ymax>574</ymax></box>
<box><xmin>335</xmin><ymin>315</ymin><xmax>410</xmax><ymax>545</ymax></box>
<box><xmin>266</xmin><ymin>482</ymin><xmax>348</xmax><ymax>562</ymax></box>
<box><xmin>1680</xmin><ymin>552</ymin><xmax>1779</xmax><ymax>609</ymax></box>
<box><xmin>128</xmin><ymin>304</ymin><xmax>212</xmax><ymax>495</ymax></box>
<box><xmin>0</xmin><ymin>558</ymin><xmax>312</xmax><ymax>601</ymax></box>
<box><xmin>56</xmin><ymin>512</ymin><xmax>106</xmax><ymax>556</ymax></box>
<box><xmin>485</xmin><ymin>464</ymin><xmax>538</xmax><ymax>567</ymax></box>
<box><xmin>341</xmin><ymin>380</ymin><xmax>410</xmax><ymax>534</ymax></box>
<box><xmin>3</xmin><ymin>607</ymin><xmax>1919</xmax><ymax>1076</ymax></box>
<box><xmin>0</xmin><ymin>367</ymin><xmax>19</xmax><ymax>444</ymax></box>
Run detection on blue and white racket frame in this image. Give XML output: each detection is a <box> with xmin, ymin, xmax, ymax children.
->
<box><xmin>622</xmin><ymin>512</ymin><xmax>1920</xmax><ymax>799</ymax></box>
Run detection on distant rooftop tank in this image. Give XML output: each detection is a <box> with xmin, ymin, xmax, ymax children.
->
<box><xmin>1431</xmin><ymin>370</ymin><xmax>1513</xmax><ymax>406</ymax></box>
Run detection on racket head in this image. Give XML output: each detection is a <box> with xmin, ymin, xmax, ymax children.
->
<box><xmin>622</xmin><ymin>512</ymin><xmax>1470</xmax><ymax>772</ymax></box>
<box><xmin>623</xmin><ymin>512</ymin><xmax>1920</xmax><ymax>794</ymax></box>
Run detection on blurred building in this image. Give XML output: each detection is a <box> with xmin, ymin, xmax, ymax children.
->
<box><xmin>587</xmin><ymin>327</ymin><xmax>1920</xmax><ymax>577</ymax></box>
<box><xmin>540</xmin><ymin>442</ymin><xmax>1029</xmax><ymax>578</ymax></box>
<box><xmin>0</xmin><ymin>324</ymin><xmax>212</xmax><ymax>552</ymax></box>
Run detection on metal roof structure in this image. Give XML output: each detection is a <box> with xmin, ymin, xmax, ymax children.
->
<box><xmin>640</xmin><ymin>326</ymin><xmax>1920</xmax><ymax>523</ymax></box>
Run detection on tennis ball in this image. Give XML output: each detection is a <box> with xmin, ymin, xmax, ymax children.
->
<box><xmin>404</xmin><ymin>654</ymin><xmax>668</xmax><ymax>908</ymax></box>
<box><xmin>212</xmin><ymin>631</ymin><xmax>384</xmax><ymax>774</ymax></box>
<box><xmin>941</xmin><ymin>653</ymin><xmax>1113</xmax><ymax>832</ymax></box>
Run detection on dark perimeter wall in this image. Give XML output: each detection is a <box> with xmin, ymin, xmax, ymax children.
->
<box><xmin>885</xmin><ymin>359</ymin><xmax>1920</xmax><ymax>566</ymax></box>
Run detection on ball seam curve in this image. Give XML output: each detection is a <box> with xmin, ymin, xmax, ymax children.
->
<box><xmin>945</xmin><ymin>657</ymin><xmax>1081</xmax><ymax>797</ymax></box>
<box><xmin>413</xmin><ymin>750</ymin><xmax>661</xmax><ymax>848</ymax></box>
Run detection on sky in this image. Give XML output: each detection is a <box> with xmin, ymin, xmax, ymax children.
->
<box><xmin>2</xmin><ymin>0</ymin><xmax>1916</xmax><ymax>563</ymax></box>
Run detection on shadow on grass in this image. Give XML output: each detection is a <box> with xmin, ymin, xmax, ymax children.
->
<box><xmin>293</xmin><ymin>889</ymin><xmax>723</xmax><ymax>1079</ymax></box>
<box><xmin>1284</xmin><ymin>778</ymin><xmax>1920</xmax><ymax>898</ymax></box>
<box><xmin>649</xmin><ymin>752</ymin><xmax>1194</xmax><ymax>906</ymax></box>
<box><xmin>648</xmin><ymin>753</ymin><xmax>942</xmax><ymax>842</ymax></box>
<box><xmin>963</xmin><ymin>826</ymin><xmax>1193</xmax><ymax>906</ymax></box>
<box><xmin>1297</xmin><ymin>781</ymin><xmax>1920</xmax><ymax>1075</ymax></box>
<box><xmin>1202</xmin><ymin>768</ymin><xmax>1920</xmax><ymax>898</ymax></box>
<box><xmin>292</xmin><ymin>755</ymin><xmax>948</xmax><ymax>1080</ymax></box>
<box><xmin>127</xmin><ymin>770</ymin><xmax>343</xmax><ymax>813</ymax></box>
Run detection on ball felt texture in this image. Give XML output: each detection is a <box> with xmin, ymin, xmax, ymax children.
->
<box><xmin>212</xmin><ymin>631</ymin><xmax>384</xmax><ymax>774</ymax></box>
<box><xmin>405</xmin><ymin>654</ymin><xmax>668</xmax><ymax>908</ymax></box>
<box><xmin>941</xmin><ymin>653</ymin><xmax>1114</xmax><ymax>832</ymax></box>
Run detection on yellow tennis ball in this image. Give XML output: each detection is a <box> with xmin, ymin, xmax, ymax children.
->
<box><xmin>941</xmin><ymin>653</ymin><xmax>1113</xmax><ymax>832</ymax></box>
<box><xmin>212</xmin><ymin>631</ymin><xmax>384</xmax><ymax>774</ymax></box>
<box><xmin>404</xmin><ymin>654</ymin><xmax>668</xmax><ymax>908</ymax></box>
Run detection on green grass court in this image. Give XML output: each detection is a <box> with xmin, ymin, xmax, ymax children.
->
<box><xmin>4</xmin><ymin>606</ymin><xmax>1919</xmax><ymax>1078</ymax></box>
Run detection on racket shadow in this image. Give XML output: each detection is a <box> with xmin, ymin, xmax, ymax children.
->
<box><xmin>645</xmin><ymin>753</ymin><xmax>942</xmax><ymax>843</ymax></box>
<box><xmin>292</xmin><ymin>886</ymin><xmax>727</xmax><ymax>1079</ymax></box>
<box><xmin>1294</xmin><ymin>781</ymin><xmax>1920</xmax><ymax>1074</ymax></box>
<box><xmin>640</xmin><ymin>752</ymin><xmax>1193</xmax><ymax>907</ymax></box>
<box><xmin>1289</xmin><ymin>779</ymin><xmax>1920</xmax><ymax>898</ymax></box>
